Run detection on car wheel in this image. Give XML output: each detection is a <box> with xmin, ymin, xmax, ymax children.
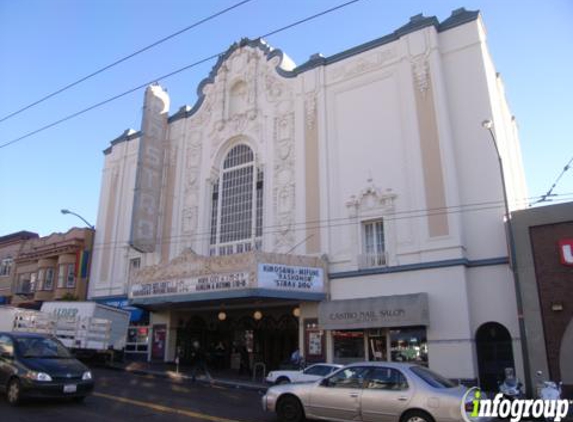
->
<box><xmin>277</xmin><ymin>395</ymin><xmax>305</xmax><ymax>422</ymax></box>
<box><xmin>7</xmin><ymin>378</ymin><xmax>22</xmax><ymax>406</ymax></box>
<box><xmin>401</xmin><ymin>410</ymin><xmax>435</xmax><ymax>422</ymax></box>
<box><xmin>276</xmin><ymin>377</ymin><xmax>290</xmax><ymax>385</ymax></box>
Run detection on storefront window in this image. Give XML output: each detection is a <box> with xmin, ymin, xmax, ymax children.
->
<box><xmin>333</xmin><ymin>330</ymin><xmax>364</xmax><ymax>363</ymax></box>
<box><xmin>126</xmin><ymin>326</ymin><xmax>150</xmax><ymax>353</ymax></box>
<box><xmin>389</xmin><ymin>326</ymin><xmax>427</xmax><ymax>365</ymax></box>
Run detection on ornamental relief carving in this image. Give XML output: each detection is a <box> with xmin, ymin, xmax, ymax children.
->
<box><xmin>328</xmin><ymin>49</ymin><xmax>397</xmax><ymax>82</ymax></box>
<box><xmin>411</xmin><ymin>56</ymin><xmax>430</xmax><ymax>95</ymax></box>
<box><xmin>265</xmin><ymin>73</ymin><xmax>287</xmax><ymax>103</ymax></box>
<box><xmin>209</xmin><ymin>110</ymin><xmax>262</xmax><ymax>158</ymax></box>
<box><xmin>273</xmin><ymin>113</ymin><xmax>296</xmax><ymax>250</ymax></box>
<box><xmin>346</xmin><ymin>178</ymin><xmax>397</xmax><ymax>218</ymax></box>
<box><xmin>305</xmin><ymin>94</ymin><xmax>317</xmax><ymax>129</ymax></box>
<box><xmin>132</xmin><ymin>248</ymin><xmax>256</xmax><ymax>284</ymax></box>
<box><xmin>182</xmin><ymin>136</ymin><xmax>202</xmax><ymax>234</ymax></box>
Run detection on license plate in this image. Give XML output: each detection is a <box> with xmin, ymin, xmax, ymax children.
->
<box><xmin>63</xmin><ymin>384</ymin><xmax>77</xmax><ymax>393</ymax></box>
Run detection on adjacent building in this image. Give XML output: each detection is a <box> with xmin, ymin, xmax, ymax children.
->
<box><xmin>0</xmin><ymin>231</ymin><xmax>39</xmax><ymax>304</ymax></box>
<box><xmin>89</xmin><ymin>8</ymin><xmax>529</xmax><ymax>387</ymax></box>
<box><xmin>513</xmin><ymin>202</ymin><xmax>573</xmax><ymax>397</ymax></box>
<box><xmin>11</xmin><ymin>228</ymin><xmax>94</xmax><ymax>308</ymax></box>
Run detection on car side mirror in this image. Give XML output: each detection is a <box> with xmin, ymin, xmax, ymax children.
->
<box><xmin>320</xmin><ymin>378</ymin><xmax>330</xmax><ymax>387</ymax></box>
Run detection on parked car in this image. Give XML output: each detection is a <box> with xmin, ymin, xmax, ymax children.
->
<box><xmin>262</xmin><ymin>361</ymin><xmax>487</xmax><ymax>422</ymax></box>
<box><xmin>266</xmin><ymin>363</ymin><xmax>343</xmax><ymax>385</ymax></box>
<box><xmin>0</xmin><ymin>332</ymin><xmax>95</xmax><ymax>405</ymax></box>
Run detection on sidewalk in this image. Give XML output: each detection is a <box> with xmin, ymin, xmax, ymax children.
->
<box><xmin>104</xmin><ymin>360</ymin><xmax>269</xmax><ymax>392</ymax></box>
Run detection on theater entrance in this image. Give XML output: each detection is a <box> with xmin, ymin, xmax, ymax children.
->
<box><xmin>176</xmin><ymin>308</ymin><xmax>299</xmax><ymax>372</ymax></box>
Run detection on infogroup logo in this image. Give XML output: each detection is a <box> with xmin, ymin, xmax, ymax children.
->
<box><xmin>461</xmin><ymin>387</ymin><xmax>570</xmax><ymax>422</ymax></box>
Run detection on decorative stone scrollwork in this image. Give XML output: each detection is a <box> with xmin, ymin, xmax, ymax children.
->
<box><xmin>182</xmin><ymin>135</ymin><xmax>202</xmax><ymax>235</ymax></box>
<box><xmin>265</xmin><ymin>73</ymin><xmax>286</xmax><ymax>103</ymax></box>
<box><xmin>132</xmin><ymin>248</ymin><xmax>255</xmax><ymax>284</ymax></box>
<box><xmin>305</xmin><ymin>94</ymin><xmax>317</xmax><ymax>130</ymax></box>
<box><xmin>328</xmin><ymin>49</ymin><xmax>397</xmax><ymax>82</ymax></box>
<box><xmin>346</xmin><ymin>177</ymin><xmax>397</xmax><ymax>218</ymax></box>
<box><xmin>412</xmin><ymin>56</ymin><xmax>430</xmax><ymax>95</ymax></box>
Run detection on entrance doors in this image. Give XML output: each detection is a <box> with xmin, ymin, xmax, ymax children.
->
<box><xmin>369</xmin><ymin>335</ymin><xmax>387</xmax><ymax>361</ymax></box>
<box><xmin>151</xmin><ymin>324</ymin><xmax>167</xmax><ymax>361</ymax></box>
<box><xmin>176</xmin><ymin>311</ymin><xmax>298</xmax><ymax>371</ymax></box>
<box><xmin>476</xmin><ymin>322</ymin><xmax>515</xmax><ymax>392</ymax></box>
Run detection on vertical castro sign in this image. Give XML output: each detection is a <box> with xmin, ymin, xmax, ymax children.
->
<box><xmin>130</xmin><ymin>84</ymin><xmax>170</xmax><ymax>253</ymax></box>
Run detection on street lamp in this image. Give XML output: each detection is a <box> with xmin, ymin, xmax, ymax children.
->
<box><xmin>61</xmin><ymin>209</ymin><xmax>94</xmax><ymax>230</ymax></box>
<box><xmin>481</xmin><ymin>119</ymin><xmax>532</xmax><ymax>396</ymax></box>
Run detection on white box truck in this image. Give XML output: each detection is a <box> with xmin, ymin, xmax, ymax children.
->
<box><xmin>40</xmin><ymin>301</ymin><xmax>130</xmax><ymax>352</ymax></box>
<box><xmin>0</xmin><ymin>302</ymin><xmax>130</xmax><ymax>360</ymax></box>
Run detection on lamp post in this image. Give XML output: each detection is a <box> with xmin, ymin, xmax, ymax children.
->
<box><xmin>61</xmin><ymin>209</ymin><xmax>94</xmax><ymax>230</ymax></box>
<box><xmin>481</xmin><ymin>119</ymin><xmax>532</xmax><ymax>396</ymax></box>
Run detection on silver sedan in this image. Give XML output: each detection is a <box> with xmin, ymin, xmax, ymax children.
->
<box><xmin>262</xmin><ymin>361</ymin><xmax>482</xmax><ymax>422</ymax></box>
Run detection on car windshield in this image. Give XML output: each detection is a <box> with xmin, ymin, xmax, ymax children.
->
<box><xmin>410</xmin><ymin>366</ymin><xmax>458</xmax><ymax>389</ymax></box>
<box><xmin>16</xmin><ymin>337</ymin><xmax>72</xmax><ymax>359</ymax></box>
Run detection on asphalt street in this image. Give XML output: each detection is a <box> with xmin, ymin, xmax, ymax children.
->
<box><xmin>1</xmin><ymin>368</ymin><xmax>570</xmax><ymax>422</ymax></box>
<box><xmin>0</xmin><ymin>367</ymin><xmax>275</xmax><ymax>422</ymax></box>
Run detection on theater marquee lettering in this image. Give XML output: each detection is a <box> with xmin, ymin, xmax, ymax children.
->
<box><xmin>130</xmin><ymin>272</ymin><xmax>250</xmax><ymax>298</ymax></box>
<box><xmin>258</xmin><ymin>264</ymin><xmax>324</xmax><ymax>292</ymax></box>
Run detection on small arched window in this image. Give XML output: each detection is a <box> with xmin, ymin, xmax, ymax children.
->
<box><xmin>209</xmin><ymin>144</ymin><xmax>263</xmax><ymax>255</ymax></box>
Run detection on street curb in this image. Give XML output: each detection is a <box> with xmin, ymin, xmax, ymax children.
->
<box><xmin>101</xmin><ymin>363</ymin><xmax>268</xmax><ymax>393</ymax></box>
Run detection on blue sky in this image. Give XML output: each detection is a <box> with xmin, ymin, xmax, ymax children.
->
<box><xmin>0</xmin><ymin>0</ymin><xmax>571</xmax><ymax>237</ymax></box>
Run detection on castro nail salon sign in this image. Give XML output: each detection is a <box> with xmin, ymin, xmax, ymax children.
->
<box><xmin>319</xmin><ymin>293</ymin><xmax>429</xmax><ymax>330</ymax></box>
<box><xmin>258</xmin><ymin>264</ymin><xmax>324</xmax><ymax>293</ymax></box>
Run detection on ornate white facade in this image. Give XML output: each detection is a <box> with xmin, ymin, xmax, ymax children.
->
<box><xmin>90</xmin><ymin>9</ymin><xmax>528</xmax><ymax>384</ymax></box>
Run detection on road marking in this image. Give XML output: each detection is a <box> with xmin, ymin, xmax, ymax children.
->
<box><xmin>93</xmin><ymin>392</ymin><xmax>248</xmax><ymax>422</ymax></box>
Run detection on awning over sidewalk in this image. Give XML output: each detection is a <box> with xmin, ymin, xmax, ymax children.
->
<box><xmin>94</xmin><ymin>296</ymin><xmax>146</xmax><ymax>323</ymax></box>
<box><xmin>318</xmin><ymin>293</ymin><xmax>429</xmax><ymax>330</ymax></box>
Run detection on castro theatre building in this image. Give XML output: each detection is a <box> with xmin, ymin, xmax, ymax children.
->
<box><xmin>89</xmin><ymin>9</ymin><xmax>530</xmax><ymax>386</ymax></box>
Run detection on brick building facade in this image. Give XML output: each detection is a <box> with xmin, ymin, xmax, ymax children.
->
<box><xmin>513</xmin><ymin>202</ymin><xmax>573</xmax><ymax>397</ymax></box>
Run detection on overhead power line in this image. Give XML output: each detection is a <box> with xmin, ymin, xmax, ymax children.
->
<box><xmin>0</xmin><ymin>0</ymin><xmax>363</xmax><ymax>150</ymax></box>
<box><xmin>0</xmin><ymin>0</ymin><xmax>255</xmax><ymax>124</ymax></box>
<box><xmin>534</xmin><ymin>155</ymin><xmax>573</xmax><ymax>204</ymax></box>
<box><xmin>89</xmin><ymin>192</ymin><xmax>573</xmax><ymax>252</ymax></box>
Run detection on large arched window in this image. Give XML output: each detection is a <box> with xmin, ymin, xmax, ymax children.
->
<box><xmin>209</xmin><ymin>144</ymin><xmax>263</xmax><ymax>255</ymax></box>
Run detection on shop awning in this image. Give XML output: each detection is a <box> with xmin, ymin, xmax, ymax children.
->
<box><xmin>94</xmin><ymin>296</ymin><xmax>146</xmax><ymax>323</ymax></box>
<box><xmin>318</xmin><ymin>293</ymin><xmax>429</xmax><ymax>330</ymax></box>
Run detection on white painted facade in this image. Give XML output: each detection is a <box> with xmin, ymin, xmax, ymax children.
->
<box><xmin>89</xmin><ymin>9</ymin><xmax>528</xmax><ymax>384</ymax></box>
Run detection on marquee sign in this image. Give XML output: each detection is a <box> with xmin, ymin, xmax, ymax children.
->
<box><xmin>257</xmin><ymin>264</ymin><xmax>324</xmax><ymax>293</ymax></box>
<box><xmin>130</xmin><ymin>272</ymin><xmax>251</xmax><ymax>298</ymax></box>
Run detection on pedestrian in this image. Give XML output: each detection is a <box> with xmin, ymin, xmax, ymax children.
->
<box><xmin>190</xmin><ymin>340</ymin><xmax>212</xmax><ymax>382</ymax></box>
<box><xmin>214</xmin><ymin>341</ymin><xmax>226</xmax><ymax>370</ymax></box>
<box><xmin>290</xmin><ymin>348</ymin><xmax>302</xmax><ymax>368</ymax></box>
<box><xmin>238</xmin><ymin>343</ymin><xmax>250</xmax><ymax>376</ymax></box>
